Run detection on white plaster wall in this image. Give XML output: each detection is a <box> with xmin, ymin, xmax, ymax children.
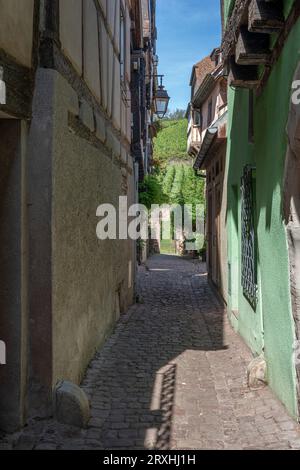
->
<box><xmin>97</xmin><ymin>0</ymin><xmax>106</xmax><ymax>15</ymax></box>
<box><xmin>50</xmin><ymin>72</ymin><xmax>135</xmax><ymax>385</ymax></box>
<box><xmin>125</xmin><ymin>6</ymin><xmax>131</xmax><ymax>81</ymax></box>
<box><xmin>83</xmin><ymin>0</ymin><xmax>101</xmax><ymax>101</ymax></box>
<box><xmin>100</xmin><ymin>18</ymin><xmax>108</xmax><ymax>111</ymax></box>
<box><xmin>113</xmin><ymin>55</ymin><xmax>121</xmax><ymax>130</ymax></box>
<box><xmin>201</xmin><ymin>85</ymin><xmax>220</xmax><ymax>140</ymax></box>
<box><xmin>58</xmin><ymin>0</ymin><xmax>132</xmax><ymax>144</ymax></box>
<box><xmin>59</xmin><ymin>0</ymin><xmax>83</xmax><ymax>75</ymax></box>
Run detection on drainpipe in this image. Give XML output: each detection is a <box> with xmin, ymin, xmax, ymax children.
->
<box><xmin>0</xmin><ymin>67</ymin><xmax>6</xmax><ymax>105</ymax></box>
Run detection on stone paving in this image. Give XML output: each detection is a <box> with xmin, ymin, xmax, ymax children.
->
<box><xmin>2</xmin><ymin>254</ymin><xmax>300</xmax><ymax>450</ymax></box>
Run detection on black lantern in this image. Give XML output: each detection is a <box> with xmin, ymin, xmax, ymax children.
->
<box><xmin>154</xmin><ymin>76</ymin><xmax>170</xmax><ymax>119</ymax></box>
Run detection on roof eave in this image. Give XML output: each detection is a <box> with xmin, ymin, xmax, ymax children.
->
<box><xmin>193</xmin><ymin>128</ymin><xmax>218</xmax><ymax>171</ymax></box>
<box><xmin>192</xmin><ymin>74</ymin><xmax>215</xmax><ymax>108</ymax></box>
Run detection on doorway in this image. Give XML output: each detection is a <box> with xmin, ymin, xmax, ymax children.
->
<box><xmin>0</xmin><ymin>119</ymin><xmax>28</xmax><ymax>432</ymax></box>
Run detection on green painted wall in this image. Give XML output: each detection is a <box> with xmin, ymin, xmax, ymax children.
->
<box><xmin>224</xmin><ymin>0</ymin><xmax>235</xmax><ymax>25</ymax></box>
<box><xmin>225</xmin><ymin>4</ymin><xmax>300</xmax><ymax>417</ymax></box>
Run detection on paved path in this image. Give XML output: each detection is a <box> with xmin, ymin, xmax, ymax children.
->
<box><xmin>2</xmin><ymin>254</ymin><xmax>300</xmax><ymax>450</ymax></box>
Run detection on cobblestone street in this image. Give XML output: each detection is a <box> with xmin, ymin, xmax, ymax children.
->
<box><xmin>2</xmin><ymin>254</ymin><xmax>300</xmax><ymax>450</ymax></box>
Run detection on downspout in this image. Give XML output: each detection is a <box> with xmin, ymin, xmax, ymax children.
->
<box><xmin>0</xmin><ymin>67</ymin><xmax>6</xmax><ymax>105</ymax></box>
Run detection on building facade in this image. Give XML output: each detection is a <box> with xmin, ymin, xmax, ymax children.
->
<box><xmin>187</xmin><ymin>50</ymin><xmax>228</xmax><ymax>302</ymax></box>
<box><xmin>0</xmin><ymin>0</ymin><xmax>157</xmax><ymax>432</ymax></box>
<box><xmin>131</xmin><ymin>0</ymin><xmax>157</xmax><ymax>182</ymax></box>
<box><xmin>222</xmin><ymin>0</ymin><xmax>300</xmax><ymax>418</ymax></box>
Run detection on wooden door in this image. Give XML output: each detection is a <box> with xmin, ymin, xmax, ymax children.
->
<box><xmin>208</xmin><ymin>191</ymin><xmax>213</xmax><ymax>274</ymax></box>
<box><xmin>214</xmin><ymin>183</ymin><xmax>222</xmax><ymax>287</ymax></box>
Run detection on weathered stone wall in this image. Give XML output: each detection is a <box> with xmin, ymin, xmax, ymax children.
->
<box><xmin>52</xmin><ymin>71</ymin><xmax>135</xmax><ymax>386</ymax></box>
<box><xmin>28</xmin><ymin>68</ymin><xmax>135</xmax><ymax>413</ymax></box>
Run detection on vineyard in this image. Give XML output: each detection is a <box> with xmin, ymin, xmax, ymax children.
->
<box><xmin>139</xmin><ymin>118</ymin><xmax>206</xmax><ymax>254</ymax></box>
<box><xmin>153</xmin><ymin>119</ymin><xmax>189</xmax><ymax>164</ymax></box>
<box><xmin>140</xmin><ymin>119</ymin><xmax>205</xmax><ymax>209</ymax></box>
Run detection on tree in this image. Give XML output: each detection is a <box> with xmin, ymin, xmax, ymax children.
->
<box><xmin>165</xmin><ymin>109</ymin><xmax>186</xmax><ymax>120</ymax></box>
<box><xmin>139</xmin><ymin>175</ymin><xmax>166</xmax><ymax>209</ymax></box>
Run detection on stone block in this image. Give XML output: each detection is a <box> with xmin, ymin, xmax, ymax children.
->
<box><xmin>53</xmin><ymin>381</ymin><xmax>90</xmax><ymax>428</ymax></box>
<box><xmin>247</xmin><ymin>356</ymin><xmax>267</xmax><ymax>390</ymax></box>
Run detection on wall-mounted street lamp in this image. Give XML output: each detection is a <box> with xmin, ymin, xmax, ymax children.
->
<box><xmin>154</xmin><ymin>75</ymin><xmax>170</xmax><ymax>119</ymax></box>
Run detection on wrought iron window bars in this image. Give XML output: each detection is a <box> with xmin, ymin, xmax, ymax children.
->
<box><xmin>241</xmin><ymin>164</ymin><xmax>257</xmax><ymax>309</ymax></box>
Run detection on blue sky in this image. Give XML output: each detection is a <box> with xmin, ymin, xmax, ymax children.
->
<box><xmin>156</xmin><ymin>0</ymin><xmax>222</xmax><ymax>112</ymax></box>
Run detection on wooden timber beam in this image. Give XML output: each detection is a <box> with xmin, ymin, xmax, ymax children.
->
<box><xmin>222</xmin><ymin>0</ymin><xmax>299</xmax><ymax>91</ymax></box>
<box><xmin>236</xmin><ymin>26</ymin><xmax>271</xmax><ymax>65</ymax></box>
<box><xmin>221</xmin><ymin>0</ymin><xmax>251</xmax><ymax>59</ymax></box>
<box><xmin>248</xmin><ymin>0</ymin><xmax>284</xmax><ymax>34</ymax></box>
<box><xmin>257</xmin><ymin>0</ymin><xmax>300</xmax><ymax>94</ymax></box>
<box><xmin>228</xmin><ymin>56</ymin><xmax>260</xmax><ymax>89</ymax></box>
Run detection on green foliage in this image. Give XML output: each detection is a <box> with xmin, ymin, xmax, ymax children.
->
<box><xmin>139</xmin><ymin>118</ymin><xmax>206</xmax><ymax>252</ymax></box>
<box><xmin>153</xmin><ymin>119</ymin><xmax>188</xmax><ymax>162</ymax></box>
<box><xmin>159</xmin><ymin>164</ymin><xmax>205</xmax><ymax>208</ymax></box>
<box><xmin>139</xmin><ymin>174</ymin><xmax>166</xmax><ymax>209</ymax></box>
<box><xmin>162</xmin><ymin>165</ymin><xmax>176</xmax><ymax>196</ymax></box>
<box><xmin>169</xmin><ymin>164</ymin><xmax>185</xmax><ymax>206</ymax></box>
<box><xmin>182</xmin><ymin>165</ymin><xmax>205</xmax><ymax>208</ymax></box>
<box><xmin>139</xmin><ymin>117</ymin><xmax>205</xmax><ymax>211</ymax></box>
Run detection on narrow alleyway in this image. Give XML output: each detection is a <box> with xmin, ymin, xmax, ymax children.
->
<box><xmin>2</xmin><ymin>254</ymin><xmax>300</xmax><ymax>450</ymax></box>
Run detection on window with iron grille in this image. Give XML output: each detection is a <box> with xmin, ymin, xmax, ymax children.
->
<box><xmin>193</xmin><ymin>109</ymin><xmax>202</xmax><ymax>127</ymax></box>
<box><xmin>241</xmin><ymin>165</ymin><xmax>257</xmax><ymax>309</ymax></box>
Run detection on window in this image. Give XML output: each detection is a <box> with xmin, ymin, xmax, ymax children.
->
<box><xmin>207</xmin><ymin>99</ymin><xmax>213</xmax><ymax>127</ymax></box>
<box><xmin>193</xmin><ymin>110</ymin><xmax>201</xmax><ymax>127</ymax></box>
<box><xmin>241</xmin><ymin>165</ymin><xmax>257</xmax><ymax>308</ymax></box>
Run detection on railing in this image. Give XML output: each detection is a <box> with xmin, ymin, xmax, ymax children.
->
<box><xmin>241</xmin><ymin>164</ymin><xmax>257</xmax><ymax>309</ymax></box>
